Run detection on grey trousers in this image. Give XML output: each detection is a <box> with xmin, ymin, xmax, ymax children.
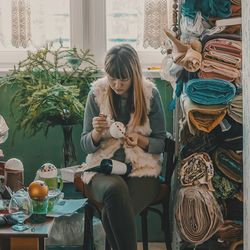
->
<box><xmin>86</xmin><ymin>173</ymin><xmax>160</xmax><ymax>250</ymax></box>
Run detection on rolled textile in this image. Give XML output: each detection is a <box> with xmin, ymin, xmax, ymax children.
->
<box><xmin>181</xmin><ymin>0</ymin><xmax>231</xmax><ymax>20</ymax></box>
<box><xmin>212</xmin><ymin>171</ymin><xmax>239</xmax><ymax>200</ymax></box>
<box><xmin>199</xmin><ymin>59</ymin><xmax>241</xmax><ymax>82</ymax></box>
<box><xmin>185</xmin><ymin>78</ymin><xmax>236</xmax><ymax>105</ymax></box>
<box><xmin>164</xmin><ymin>30</ymin><xmax>202</xmax><ymax>72</ymax></box>
<box><xmin>228</xmin><ymin>94</ymin><xmax>242</xmax><ymax>124</ymax></box>
<box><xmin>203</xmin><ymin>51</ymin><xmax>241</xmax><ymax>69</ymax></box>
<box><xmin>181</xmin><ymin>94</ymin><xmax>227</xmax><ymax>134</ymax></box>
<box><xmin>175</xmin><ymin>186</ymin><xmax>224</xmax><ymax>244</ymax></box>
<box><xmin>179</xmin><ymin>152</ymin><xmax>215</xmax><ymax>191</ymax></box>
<box><xmin>201</xmin><ymin>33</ymin><xmax>241</xmax><ymax>48</ymax></box>
<box><xmin>180</xmin><ymin>130</ymin><xmax>219</xmax><ymax>159</ymax></box>
<box><xmin>231</xmin><ymin>0</ymin><xmax>241</xmax><ymax>6</ymax></box>
<box><xmin>204</xmin><ymin>38</ymin><xmax>241</xmax><ymax>58</ymax></box>
<box><xmin>203</xmin><ymin>38</ymin><xmax>242</xmax><ymax>69</ymax></box>
<box><xmin>218</xmin><ymin>116</ymin><xmax>243</xmax><ymax>151</ymax></box>
<box><xmin>213</xmin><ymin>147</ymin><xmax>243</xmax><ymax>183</ymax></box>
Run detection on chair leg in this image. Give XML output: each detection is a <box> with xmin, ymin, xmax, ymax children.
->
<box><xmin>83</xmin><ymin>201</ymin><xmax>96</xmax><ymax>250</ymax></box>
<box><xmin>105</xmin><ymin>237</ymin><xmax>111</xmax><ymax>250</ymax></box>
<box><xmin>140</xmin><ymin>209</ymin><xmax>149</xmax><ymax>250</ymax></box>
<box><xmin>162</xmin><ymin>200</ymin><xmax>172</xmax><ymax>250</ymax></box>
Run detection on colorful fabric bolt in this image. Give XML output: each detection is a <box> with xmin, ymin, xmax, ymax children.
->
<box><xmin>181</xmin><ymin>0</ymin><xmax>231</xmax><ymax>20</ymax></box>
<box><xmin>164</xmin><ymin>30</ymin><xmax>202</xmax><ymax>72</ymax></box>
<box><xmin>213</xmin><ymin>147</ymin><xmax>243</xmax><ymax>183</ymax></box>
<box><xmin>181</xmin><ymin>94</ymin><xmax>227</xmax><ymax>134</ymax></box>
<box><xmin>228</xmin><ymin>93</ymin><xmax>242</xmax><ymax>124</ymax></box>
<box><xmin>212</xmin><ymin>171</ymin><xmax>239</xmax><ymax>200</ymax></box>
<box><xmin>185</xmin><ymin>78</ymin><xmax>236</xmax><ymax>105</ymax></box>
<box><xmin>179</xmin><ymin>152</ymin><xmax>215</xmax><ymax>191</ymax></box>
<box><xmin>175</xmin><ymin>186</ymin><xmax>224</xmax><ymax>244</ymax></box>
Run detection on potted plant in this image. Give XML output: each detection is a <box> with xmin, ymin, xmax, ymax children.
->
<box><xmin>0</xmin><ymin>41</ymin><xmax>99</xmax><ymax>167</ymax></box>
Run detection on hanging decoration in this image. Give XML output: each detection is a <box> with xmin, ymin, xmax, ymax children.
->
<box><xmin>143</xmin><ymin>0</ymin><xmax>169</xmax><ymax>50</ymax></box>
<box><xmin>11</xmin><ymin>0</ymin><xmax>31</xmax><ymax>48</ymax></box>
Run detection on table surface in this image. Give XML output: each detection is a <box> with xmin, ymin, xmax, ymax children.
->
<box><xmin>0</xmin><ymin>217</ymin><xmax>54</xmax><ymax>238</ymax></box>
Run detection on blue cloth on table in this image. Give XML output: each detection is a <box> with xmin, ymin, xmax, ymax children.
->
<box><xmin>185</xmin><ymin>78</ymin><xmax>236</xmax><ymax>105</ymax></box>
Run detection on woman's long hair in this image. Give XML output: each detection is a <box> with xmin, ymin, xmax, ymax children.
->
<box><xmin>104</xmin><ymin>44</ymin><xmax>147</xmax><ymax>127</ymax></box>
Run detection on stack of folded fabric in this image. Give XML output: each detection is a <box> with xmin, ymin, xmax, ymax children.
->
<box><xmin>199</xmin><ymin>36</ymin><xmax>242</xmax><ymax>82</ymax></box>
<box><xmin>165</xmin><ymin>0</ymin><xmax>243</xmax><ymax>247</ymax></box>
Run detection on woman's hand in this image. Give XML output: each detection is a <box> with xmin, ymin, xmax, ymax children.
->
<box><xmin>91</xmin><ymin>114</ymin><xmax>109</xmax><ymax>145</ymax></box>
<box><xmin>92</xmin><ymin>114</ymin><xmax>109</xmax><ymax>134</ymax></box>
<box><xmin>125</xmin><ymin>133</ymin><xmax>139</xmax><ymax>147</ymax></box>
<box><xmin>125</xmin><ymin>133</ymin><xmax>149</xmax><ymax>150</ymax></box>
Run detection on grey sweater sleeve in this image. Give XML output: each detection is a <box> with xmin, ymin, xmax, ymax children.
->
<box><xmin>80</xmin><ymin>90</ymin><xmax>101</xmax><ymax>154</ymax></box>
<box><xmin>147</xmin><ymin>88</ymin><xmax>166</xmax><ymax>154</ymax></box>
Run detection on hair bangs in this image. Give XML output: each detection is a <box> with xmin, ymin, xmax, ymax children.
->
<box><xmin>106</xmin><ymin>55</ymin><xmax>132</xmax><ymax>80</ymax></box>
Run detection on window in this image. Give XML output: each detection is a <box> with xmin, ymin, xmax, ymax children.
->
<box><xmin>105</xmin><ymin>0</ymin><xmax>165</xmax><ymax>67</ymax></box>
<box><xmin>0</xmin><ymin>0</ymin><xmax>71</xmax><ymax>68</ymax></box>
<box><xmin>0</xmin><ymin>0</ymin><xmax>170</xmax><ymax>69</ymax></box>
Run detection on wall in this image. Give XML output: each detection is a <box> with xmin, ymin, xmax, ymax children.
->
<box><xmin>0</xmin><ymin>77</ymin><xmax>173</xmax><ymax>241</ymax></box>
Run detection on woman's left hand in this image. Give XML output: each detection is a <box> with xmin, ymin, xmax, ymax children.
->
<box><xmin>125</xmin><ymin>133</ymin><xmax>139</xmax><ymax>147</ymax></box>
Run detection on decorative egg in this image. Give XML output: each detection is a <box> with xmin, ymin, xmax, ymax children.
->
<box><xmin>28</xmin><ymin>180</ymin><xmax>49</xmax><ymax>200</ymax></box>
<box><xmin>5</xmin><ymin>158</ymin><xmax>24</xmax><ymax>171</ymax></box>
<box><xmin>109</xmin><ymin>122</ymin><xmax>126</xmax><ymax>139</ymax></box>
<box><xmin>37</xmin><ymin>163</ymin><xmax>57</xmax><ymax>178</ymax></box>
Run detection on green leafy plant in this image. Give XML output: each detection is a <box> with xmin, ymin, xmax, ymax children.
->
<box><xmin>0</xmin><ymin>42</ymin><xmax>99</xmax><ymax>137</ymax></box>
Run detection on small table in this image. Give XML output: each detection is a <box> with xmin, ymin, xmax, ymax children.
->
<box><xmin>0</xmin><ymin>217</ymin><xmax>54</xmax><ymax>250</ymax></box>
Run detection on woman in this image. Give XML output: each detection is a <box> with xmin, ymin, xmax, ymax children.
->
<box><xmin>80</xmin><ymin>44</ymin><xmax>166</xmax><ymax>249</ymax></box>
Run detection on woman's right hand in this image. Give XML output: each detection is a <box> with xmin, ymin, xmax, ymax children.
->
<box><xmin>91</xmin><ymin>114</ymin><xmax>109</xmax><ymax>145</ymax></box>
<box><xmin>92</xmin><ymin>115</ymin><xmax>109</xmax><ymax>134</ymax></box>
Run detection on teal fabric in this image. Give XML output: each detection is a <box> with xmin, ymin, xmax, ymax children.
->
<box><xmin>185</xmin><ymin>78</ymin><xmax>236</xmax><ymax>105</ymax></box>
<box><xmin>181</xmin><ymin>0</ymin><xmax>231</xmax><ymax>20</ymax></box>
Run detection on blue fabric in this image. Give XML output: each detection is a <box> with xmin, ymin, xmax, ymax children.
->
<box><xmin>185</xmin><ymin>78</ymin><xmax>236</xmax><ymax>105</ymax></box>
<box><xmin>168</xmin><ymin>70</ymin><xmax>198</xmax><ymax>111</ymax></box>
<box><xmin>181</xmin><ymin>0</ymin><xmax>231</xmax><ymax>20</ymax></box>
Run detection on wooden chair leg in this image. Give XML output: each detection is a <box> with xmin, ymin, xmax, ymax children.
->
<box><xmin>162</xmin><ymin>199</ymin><xmax>172</xmax><ymax>250</ymax></box>
<box><xmin>83</xmin><ymin>201</ymin><xmax>95</xmax><ymax>250</ymax></box>
<box><xmin>141</xmin><ymin>209</ymin><xmax>149</xmax><ymax>250</ymax></box>
<box><xmin>105</xmin><ymin>237</ymin><xmax>111</xmax><ymax>250</ymax></box>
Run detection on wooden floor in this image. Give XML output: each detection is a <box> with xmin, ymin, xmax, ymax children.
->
<box><xmin>137</xmin><ymin>242</ymin><xmax>166</xmax><ymax>250</ymax></box>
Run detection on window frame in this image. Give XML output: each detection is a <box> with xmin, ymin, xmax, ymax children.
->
<box><xmin>0</xmin><ymin>0</ymin><xmax>164</xmax><ymax>71</ymax></box>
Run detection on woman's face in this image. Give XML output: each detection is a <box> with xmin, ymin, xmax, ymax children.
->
<box><xmin>107</xmin><ymin>75</ymin><xmax>132</xmax><ymax>97</ymax></box>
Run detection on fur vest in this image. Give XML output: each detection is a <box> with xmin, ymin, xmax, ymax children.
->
<box><xmin>85</xmin><ymin>77</ymin><xmax>162</xmax><ymax>180</ymax></box>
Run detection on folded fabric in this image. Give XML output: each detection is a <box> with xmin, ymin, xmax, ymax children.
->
<box><xmin>185</xmin><ymin>78</ymin><xmax>236</xmax><ymax>105</ymax></box>
<box><xmin>204</xmin><ymin>38</ymin><xmax>241</xmax><ymax>58</ymax></box>
<box><xmin>215</xmin><ymin>115</ymin><xmax>243</xmax><ymax>151</ymax></box>
<box><xmin>230</xmin><ymin>4</ymin><xmax>241</xmax><ymax>17</ymax></box>
<box><xmin>175</xmin><ymin>186</ymin><xmax>224</xmax><ymax>244</ymax></box>
<box><xmin>180</xmin><ymin>129</ymin><xmax>219</xmax><ymax>159</ymax></box>
<box><xmin>231</xmin><ymin>0</ymin><xmax>241</xmax><ymax>6</ymax></box>
<box><xmin>228</xmin><ymin>94</ymin><xmax>242</xmax><ymax>124</ymax></box>
<box><xmin>203</xmin><ymin>51</ymin><xmax>241</xmax><ymax>69</ymax></box>
<box><xmin>181</xmin><ymin>0</ymin><xmax>231</xmax><ymax>20</ymax></box>
<box><xmin>199</xmin><ymin>59</ymin><xmax>241</xmax><ymax>82</ymax></box>
<box><xmin>201</xmin><ymin>33</ymin><xmax>241</xmax><ymax>48</ymax></box>
<box><xmin>213</xmin><ymin>147</ymin><xmax>243</xmax><ymax>183</ymax></box>
<box><xmin>212</xmin><ymin>171</ymin><xmax>239</xmax><ymax>200</ymax></box>
<box><xmin>181</xmin><ymin>94</ymin><xmax>227</xmax><ymax>134</ymax></box>
<box><xmin>179</xmin><ymin>152</ymin><xmax>215</xmax><ymax>191</ymax></box>
<box><xmin>164</xmin><ymin>30</ymin><xmax>202</xmax><ymax>72</ymax></box>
